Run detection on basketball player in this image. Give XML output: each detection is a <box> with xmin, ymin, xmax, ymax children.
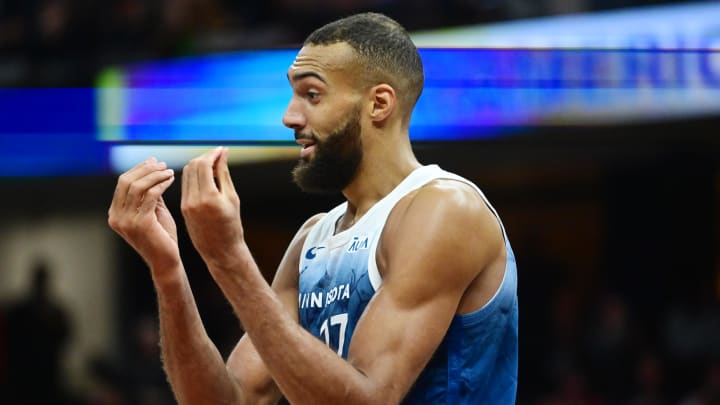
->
<box><xmin>108</xmin><ymin>13</ymin><xmax>518</xmax><ymax>404</ymax></box>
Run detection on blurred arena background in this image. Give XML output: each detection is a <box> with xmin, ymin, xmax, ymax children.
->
<box><xmin>1</xmin><ymin>0</ymin><xmax>719</xmax><ymax>404</ymax></box>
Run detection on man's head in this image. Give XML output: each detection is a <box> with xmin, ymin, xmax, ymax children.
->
<box><xmin>285</xmin><ymin>13</ymin><xmax>423</xmax><ymax>194</ymax></box>
<box><xmin>303</xmin><ymin>12</ymin><xmax>424</xmax><ymax>120</ymax></box>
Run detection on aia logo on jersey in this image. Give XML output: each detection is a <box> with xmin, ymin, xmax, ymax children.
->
<box><xmin>305</xmin><ymin>246</ymin><xmax>325</xmax><ymax>260</ymax></box>
<box><xmin>347</xmin><ymin>236</ymin><xmax>369</xmax><ymax>253</ymax></box>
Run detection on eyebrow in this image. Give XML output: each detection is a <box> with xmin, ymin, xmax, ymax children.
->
<box><xmin>287</xmin><ymin>71</ymin><xmax>327</xmax><ymax>84</ymax></box>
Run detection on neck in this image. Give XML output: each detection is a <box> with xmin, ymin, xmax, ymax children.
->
<box><xmin>340</xmin><ymin>129</ymin><xmax>420</xmax><ymax>225</ymax></box>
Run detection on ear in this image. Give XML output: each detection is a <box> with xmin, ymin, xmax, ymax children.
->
<box><xmin>368</xmin><ymin>84</ymin><xmax>396</xmax><ymax>124</ymax></box>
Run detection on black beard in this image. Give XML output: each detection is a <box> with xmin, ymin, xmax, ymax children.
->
<box><xmin>292</xmin><ymin>108</ymin><xmax>363</xmax><ymax>194</ymax></box>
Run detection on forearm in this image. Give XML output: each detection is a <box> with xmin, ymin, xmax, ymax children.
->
<box><xmin>209</xmin><ymin>245</ymin><xmax>381</xmax><ymax>405</ymax></box>
<box><xmin>150</xmin><ymin>263</ymin><xmax>244</xmax><ymax>405</ymax></box>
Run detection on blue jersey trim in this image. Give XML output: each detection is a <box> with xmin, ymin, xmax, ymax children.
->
<box><xmin>453</xmin><ymin>242</ymin><xmax>516</xmax><ymax>328</ymax></box>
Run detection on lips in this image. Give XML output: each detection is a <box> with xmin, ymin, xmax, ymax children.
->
<box><xmin>295</xmin><ymin>138</ymin><xmax>315</xmax><ymax>147</ymax></box>
<box><xmin>300</xmin><ymin>143</ymin><xmax>316</xmax><ymax>159</ymax></box>
<box><xmin>296</xmin><ymin>137</ymin><xmax>316</xmax><ymax>158</ymax></box>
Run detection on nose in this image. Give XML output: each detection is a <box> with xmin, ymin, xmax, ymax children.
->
<box><xmin>282</xmin><ymin>99</ymin><xmax>306</xmax><ymax>130</ymax></box>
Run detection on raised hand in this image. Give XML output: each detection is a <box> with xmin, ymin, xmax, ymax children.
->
<box><xmin>108</xmin><ymin>157</ymin><xmax>179</xmax><ymax>269</ymax></box>
<box><xmin>181</xmin><ymin>147</ymin><xmax>245</xmax><ymax>270</ymax></box>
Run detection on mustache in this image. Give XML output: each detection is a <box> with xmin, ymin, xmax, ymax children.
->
<box><xmin>294</xmin><ymin>131</ymin><xmax>319</xmax><ymax>142</ymax></box>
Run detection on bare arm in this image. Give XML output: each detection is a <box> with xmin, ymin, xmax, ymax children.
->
<box><xmin>225</xmin><ymin>213</ymin><xmax>324</xmax><ymax>404</ymax></box>
<box><xmin>108</xmin><ymin>153</ymin><xmax>321</xmax><ymax>405</ymax></box>
<box><xmin>153</xmin><ymin>263</ymin><xmax>242</xmax><ymax>404</ymax></box>
<box><xmin>108</xmin><ymin>157</ymin><xmax>237</xmax><ymax>404</ymax></box>
<box><xmin>182</xmin><ymin>149</ymin><xmax>504</xmax><ymax>404</ymax></box>
<box><xmin>157</xmin><ymin>212</ymin><xmax>322</xmax><ymax>405</ymax></box>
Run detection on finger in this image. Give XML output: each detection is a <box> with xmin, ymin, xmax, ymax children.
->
<box><xmin>155</xmin><ymin>195</ymin><xmax>176</xmax><ymax>234</ymax></box>
<box><xmin>138</xmin><ymin>173</ymin><xmax>175</xmax><ymax>214</ymax></box>
<box><xmin>110</xmin><ymin>157</ymin><xmax>161</xmax><ymax>216</ymax></box>
<box><xmin>182</xmin><ymin>147</ymin><xmax>222</xmax><ymax>206</ymax></box>
<box><xmin>113</xmin><ymin>157</ymin><xmax>164</xmax><ymax>210</ymax></box>
<box><xmin>115</xmin><ymin>157</ymin><xmax>158</xmax><ymax>204</ymax></box>
<box><xmin>125</xmin><ymin>168</ymin><xmax>174</xmax><ymax>213</ymax></box>
<box><xmin>111</xmin><ymin>158</ymin><xmax>153</xmax><ymax>213</ymax></box>
<box><xmin>182</xmin><ymin>162</ymin><xmax>199</xmax><ymax>210</ymax></box>
<box><xmin>198</xmin><ymin>146</ymin><xmax>224</xmax><ymax>196</ymax></box>
<box><xmin>124</xmin><ymin>164</ymin><xmax>171</xmax><ymax>212</ymax></box>
<box><xmin>215</xmin><ymin>147</ymin><xmax>237</xmax><ymax>195</ymax></box>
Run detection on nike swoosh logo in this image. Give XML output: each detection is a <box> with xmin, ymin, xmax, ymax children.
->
<box><xmin>305</xmin><ymin>246</ymin><xmax>326</xmax><ymax>260</ymax></box>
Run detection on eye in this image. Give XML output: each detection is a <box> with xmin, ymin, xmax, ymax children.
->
<box><xmin>307</xmin><ymin>90</ymin><xmax>320</xmax><ymax>101</ymax></box>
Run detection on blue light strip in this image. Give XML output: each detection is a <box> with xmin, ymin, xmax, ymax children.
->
<box><xmin>0</xmin><ymin>88</ymin><xmax>108</xmax><ymax>176</ymax></box>
<box><xmin>2</xmin><ymin>1</ymin><xmax>719</xmax><ymax>176</ymax></box>
<box><xmin>97</xmin><ymin>48</ymin><xmax>720</xmax><ymax>144</ymax></box>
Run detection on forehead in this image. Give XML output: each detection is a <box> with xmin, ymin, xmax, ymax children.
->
<box><xmin>288</xmin><ymin>43</ymin><xmax>358</xmax><ymax>82</ymax></box>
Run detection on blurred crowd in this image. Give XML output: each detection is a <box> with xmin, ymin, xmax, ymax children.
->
<box><xmin>0</xmin><ymin>261</ymin><xmax>174</xmax><ymax>405</ymax></box>
<box><xmin>0</xmin><ymin>0</ymin><xmax>504</xmax><ymax>87</ymax></box>
<box><xmin>519</xmin><ymin>246</ymin><xmax>720</xmax><ymax>405</ymax></box>
<box><xmin>0</xmin><ymin>0</ymin><xmax>693</xmax><ymax>86</ymax></box>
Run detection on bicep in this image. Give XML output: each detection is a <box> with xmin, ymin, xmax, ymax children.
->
<box><xmin>226</xmin><ymin>214</ymin><xmax>325</xmax><ymax>404</ymax></box>
<box><xmin>347</xmin><ymin>281</ymin><xmax>461</xmax><ymax>402</ymax></box>
<box><xmin>346</xmin><ymin>183</ymin><xmax>502</xmax><ymax>402</ymax></box>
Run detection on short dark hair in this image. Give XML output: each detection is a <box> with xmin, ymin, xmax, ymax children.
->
<box><xmin>304</xmin><ymin>13</ymin><xmax>424</xmax><ymax>122</ymax></box>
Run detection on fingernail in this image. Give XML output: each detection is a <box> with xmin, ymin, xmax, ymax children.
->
<box><xmin>165</xmin><ymin>169</ymin><xmax>174</xmax><ymax>175</ymax></box>
<box><xmin>148</xmin><ymin>156</ymin><xmax>157</xmax><ymax>163</ymax></box>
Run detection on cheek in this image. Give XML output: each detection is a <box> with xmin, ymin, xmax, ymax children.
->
<box><xmin>312</xmin><ymin>117</ymin><xmax>341</xmax><ymax>137</ymax></box>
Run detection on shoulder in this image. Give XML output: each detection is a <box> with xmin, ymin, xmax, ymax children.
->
<box><xmin>380</xmin><ymin>179</ymin><xmax>504</xmax><ymax>281</ymax></box>
<box><xmin>389</xmin><ymin>178</ymin><xmax>499</xmax><ymax>237</ymax></box>
<box><xmin>299</xmin><ymin>212</ymin><xmax>327</xmax><ymax>234</ymax></box>
<box><xmin>410</xmin><ymin>178</ymin><xmax>485</xmax><ymax>212</ymax></box>
<box><xmin>280</xmin><ymin>213</ymin><xmax>327</xmax><ymax>265</ymax></box>
<box><xmin>271</xmin><ymin>212</ymin><xmax>327</xmax><ymax>286</ymax></box>
<box><xmin>288</xmin><ymin>212</ymin><xmax>327</xmax><ymax>252</ymax></box>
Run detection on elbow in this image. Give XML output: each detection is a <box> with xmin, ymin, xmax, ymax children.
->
<box><xmin>225</xmin><ymin>364</ymin><xmax>278</xmax><ymax>405</ymax></box>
